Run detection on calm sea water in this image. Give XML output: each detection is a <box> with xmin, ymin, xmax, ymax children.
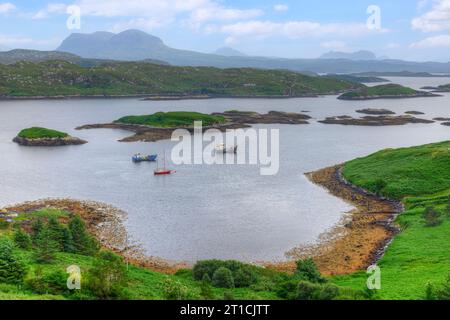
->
<box><xmin>0</xmin><ymin>77</ymin><xmax>449</xmax><ymax>262</ymax></box>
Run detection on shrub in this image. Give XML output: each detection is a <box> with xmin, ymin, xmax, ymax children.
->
<box><xmin>422</xmin><ymin>207</ymin><xmax>442</xmax><ymax>227</ymax></box>
<box><xmin>0</xmin><ymin>220</ymin><xmax>10</xmax><ymax>230</ymax></box>
<box><xmin>223</xmin><ymin>291</ymin><xmax>235</xmax><ymax>300</ymax></box>
<box><xmin>193</xmin><ymin>260</ymin><xmax>258</xmax><ymax>288</ymax></box>
<box><xmin>317</xmin><ymin>283</ymin><xmax>340</xmax><ymax>300</ymax></box>
<box><xmin>31</xmin><ymin>218</ymin><xmax>44</xmax><ymax>243</ymax></box>
<box><xmin>0</xmin><ymin>238</ymin><xmax>27</xmax><ymax>284</ymax></box>
<box><xmin>160</xmin><ymin>278</ymin><xmax>189</xmax><ymax>300</ymax></box>
<box><xmin>372</xmin><ymin>178</ymin><xmax>387</xmax><ymax>195</ymax></box>
<box><xmin>435</xmin><ymin>276</ymin><xmax>450</xmax><ymax>300</ymax></box>
<box><xmin>425</xmin><ymin>282</ymin><xmax>436</xmax><ymax>300</ymax></box>
<box><xmin>27</xmin><ymin>268</ymin><xmax>68</xmax><ymax>295</ymax></box>
<box><xmin>14</xmin><ymin>229</ymin><xmax>32</xmax><ymax>250</ymax></box>
<box><xmin>87</xmin><ymin>251</ymin><xmax>128</xmax><ymax>299</ymax></box>
<box><xmin>212</xmin><ymin>267</ymin><xmax>234</xmax><ymax>289</ymax></box>
<box><xmin>276</xmin><ymin>280</ymin><xmax>300</xmax><ymax>300</ymax></box>
<box><xmin>200</xmin><ymin>278</ymin><xmax>215</xmax><ymax>300</ymax></box>
<box><xmin>296</xmin><ymin>259</ymin><xmax>326</xmax><ymax>283</ymax></box>
<box><xmin>296</xmin><ymin>281</ymin><xmax>321</xmax><ymax>300</ymax></box>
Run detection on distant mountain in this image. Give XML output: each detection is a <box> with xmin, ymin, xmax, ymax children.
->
<box><xmin>0</xmin><ymin>49</ymin><xmax>167</xmax><ymax>67</ymax></box>
<box><xmin>213</xmin><ymin>47</ymin><xmax>247</xmax><ymax>57</ymax></box>
<box><xmin>319</xmin><ymin>50</ymin><xmax>377</xmax><ymax>60</ymax></box>
<box><xmin>54</xmin><ymin>30</ymin><xmax>450</xmax><ymax>74</ymax></box>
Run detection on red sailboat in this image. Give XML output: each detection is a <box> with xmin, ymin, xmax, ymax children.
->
<box><xmin>154</xmin><ymin>151</ymin><xmax>175</xmax><ymax>175</ymax></box>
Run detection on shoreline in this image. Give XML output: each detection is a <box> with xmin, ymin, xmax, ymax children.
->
<box><xmin>266</xmin><ymin>165</ymin><xmax>403</xmax><ymax>276</ymax></box>
<box><xmin>0</xmin><ymin>165</ymin><xmax>404</xmax><ymax>277</ymax></box>
<box><xmin>0</xmin><ymin>94</ymin><xmax>327</xmax><ymax>102</ymax></box>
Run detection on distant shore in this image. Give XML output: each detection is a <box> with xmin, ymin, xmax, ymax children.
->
<box><xmin>0</xmin><ymin>93</ymin><xmax>326</xmax><ymax>101</ymax></box>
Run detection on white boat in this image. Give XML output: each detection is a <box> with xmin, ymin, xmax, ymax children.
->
<box><xmin>215</xmin><ymin>143</ymin><xmax>238</xmax><ymax>154</ymax></box>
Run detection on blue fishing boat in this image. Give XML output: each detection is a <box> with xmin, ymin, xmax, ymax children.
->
<box><xmin>132</xmin><ymin>154</ymin><xmax>157</xmax><ymax>163</ymax></box>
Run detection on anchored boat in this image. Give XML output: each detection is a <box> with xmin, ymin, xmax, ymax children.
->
<box><xmin>154</xmin><ymin>151</ymin><xmax>175</xmax><ymax>175</ymax></box>
<box><xmin>215</xmin><ymin>143</ymin><xmax>238</xmax><ymax>154</ymax></box>
<box><xmin>132</xmin><ymin>154</ymin><xmax>157</xmax><ymax>163</ymax></box>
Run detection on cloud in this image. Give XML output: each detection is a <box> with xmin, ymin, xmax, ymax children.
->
<box><xmin>274</xmin><ymin>4</ymin><xmax>289</xmax><ymax>12</ymax></box>
<box><xmin>410</xmin><ymin>34</ymin><xmax>450</xmax><ymax>48</ymax></box>
<box><xmin>216</xmin><ymin>20</ymin><xmax>388</xmax><ymax>44</ymax></box>
<box><xmin>0</xmin><ymin>2</ymin><xmax>15</xmax><ymax>14</ymax></box>
<box><xmin>33</xmin><ymin>3</ymin><xmax>67</xmax><ymax>19</ymax></box>
<box><xmin>412</xmin><ymin>0</ymin><xmax>450</xmax><ymax>32</ymax></box>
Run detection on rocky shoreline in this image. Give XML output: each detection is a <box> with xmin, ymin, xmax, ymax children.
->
<box><xmin>13</xmin><ymin>136</ymin><xmax>87</xmax><ymax>146</ymax></box>
<box><xmin>266</xmin><ymin>165</ymin><xmax>403</xmax><ymax>276</ymax></box>
<box><xmin>0</xmin><ymin>199</ymin><xmax>188</xmax><ymax>274</ymax></box>
<box><xmin>338</xmin><ymin>92</ymin><xmax>439</xmax><ymax>100</ymax></box>
<box><xmin>76</xmin><ymin>111</ymin><xmax>311</xmax><ymax>142</ymax></box>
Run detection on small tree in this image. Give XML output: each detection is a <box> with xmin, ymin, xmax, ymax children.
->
<box><xmin>13</xmin><ymin>229</ymin><xmax>32</xmax><ymax>250</ymax></box>
<box><xmin>62</xmin><ymin>227</ymin><xmax>75</xmax><ymax>253</ymax></box>
<box><xmin>87</xmin><ymin>251</ymin><xmax>128</xmax><ymax>299</ymax></box>
<box><xmin>200</xmin><ymin>276</ymin><xmax>215</xmax><ymax>300</ymax></box>
<box><xmin>160</xmin><ymin>278</ymin><xmax>189</xmax><ymax>300</ymax></box>
<box><xmin>34</xmin><ymin>227</ymin><xmax>60</xmax><ymax>263</ymax></box>
<box><xmin>423</xmin><ymin>207</ymin><xmax>442</xmax><ymax>227</ymax></box>
<box><xmin>47</xmin><ymin>216</ymin><xmax>65</xmax><ymax>251</ymax></box>
<box><xmin>296</xmin><ymin>281</ymin><xmax>321</xmax><ymax>300</ymax></box>
<box><xmin>296</xmin><ymin>259</ymin><xmax>326</xmax><ymax>283</ymax></box>
<box><xmin>0</xmin><ymin>238</ymin><xmax>27</xmax><ymax>283</ymax></box>
<box><xmin>212</xmin><ymin>267</ymin><xmax>234</xmax><ymax>289</ymax></box>
<box><xmin>68</xmin><ymin>215</ymin><xmax>98</xmax><ymax>256</ymax></box>
<box><xmin>31</xmin><ymin>218</ymin><xmax>44</xmax><ymax>243</ymax></box>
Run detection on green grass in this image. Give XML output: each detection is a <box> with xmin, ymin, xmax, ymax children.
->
<box><xmin>0</xmin><ymin>60</ymin><xmax>359</xmax><ymax>97</ymax></box>
<box><xmin>116</xmin><ymin>112</ymin><xmax>227</xmax><ymax>128</ymax></box>
<box><xmin>342</xmin><ymin>141</ymin><xmax>450</xmax><ymax>199</ymax></box>
<box><xmin>339</xmin><ymin>84</ymin><xmax>420</xmax><ymax>99</ymax></box>
<box><xmin>333</xmin><ymin>141</ymin><xmax>450</xmax><ymax>299</ymax></box>
<box><xmin>18</xmin><ymin>127</ymin><xmax>69</xmax><ymax>139</ymax></box>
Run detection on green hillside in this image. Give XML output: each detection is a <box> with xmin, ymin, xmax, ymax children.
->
<box><xmin>0</xmin><ymin>60</ymin><xmax>359</xmax><ymax>98</ymax></box>
<box><xmin>334</xmin><ymin>141</ymin><xmax>450</xmax><ymax>299</ymax></box>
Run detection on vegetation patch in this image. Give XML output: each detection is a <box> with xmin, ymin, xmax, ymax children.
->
<box><xmin>115</xmin><ymin>112</ymin><xmax>227</xmax><ymax>127</ymax></box>
<box><xmin>338</xmin><ymin>84</ymin><xmax>434</xmax><ymax>100</ymax></box>
<box><xmin>17</xmin><ymin>127</ymin><xmax>68</xmax><ymax>139</ymax></box>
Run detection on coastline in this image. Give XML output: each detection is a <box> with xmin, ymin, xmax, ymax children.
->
<box><xmin>266</xmin><ymin>165</ymin><xmax>403</xmax><ymax>276</ymax></box>
<box><xmin>0</xmin><ymin>164</ymin><xmax>404</xmax><ymax>277</ymax></box>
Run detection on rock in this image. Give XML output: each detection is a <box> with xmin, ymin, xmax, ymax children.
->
<box><xmin>433</xmin><ymin>117</ymin><xmax>450</xmax><ymax>121</ymax></box>
<box><xmin>442</xmin><ymin>122</ymin><xmax>450</xmax><ymax>126</ymax></box>
<box><xmin>405</xmin><ymin>111</ymin><xmax>425</xmax><ymax>115</ymax></box>
<box><xmin>13</xmin><ymin>136</ymin><xmax>87</xmax><ymax>146</ymax></box>
<box><xmin>356</xmin><ymin>108</ymin><xmax>395</xmax><ymax>115</ymax></box>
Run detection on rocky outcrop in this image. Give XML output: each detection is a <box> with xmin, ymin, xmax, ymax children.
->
<box><xmin>405</xmin><ymin>111</ymin><xmax>425</xmax><ymax>115</ymax></box>
<box><xmin>13</xmin><ymin>136</ymin><xmax>87</xmax><ymax>146</ymax></box>
<box><xmin>212</xmin><ymin>110</ymin><xmax>311</xmax><ymax>124</ymax></box>
<box><xmin>319</xmin><ymin>115</ymin><xmax>434</xmax><ymax>126</ymax></box>
<box><xmin>356</xmin><ymin>108</ymin><xmax>395</xmax><ymax>115</ymax></box>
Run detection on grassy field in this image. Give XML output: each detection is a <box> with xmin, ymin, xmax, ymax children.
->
<box><xmin>333</xmin><ymin>141</ymin><xmax>450</xmax><ymax>299</ymax></box>
<box><xmin>17</xmin><ymin>127</ymin><xmax>69</xmax><ymax>139</ymax></box>
<box><xmin>338</xmin><ymin>84</ymin><xmax>420</xmax><ymax>99</ymax></box>
<box><xmin>0</xmin><ymin>60</ymin><xmax>359</xmax><ymax>97</ymax></box>
<box><xmin>115</xmin><ymin>112</ymin><xmax>227</xmax><ymax>128</ymax></box>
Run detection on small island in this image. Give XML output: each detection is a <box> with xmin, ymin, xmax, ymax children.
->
<box><xmin>13</xmin><ymin>127</ymin><xmax>87</xmax><ymax>146</ymax></box>
<box><xmin>338</xmin><ymin>84</ymin><xmax>439</xmax><ymax>100</ymax></box>
<box><xmin>421</xmin><ymin>84</ymin><xmax>450</xmax><ymax>92</ymax></box>
<box><xmin>405</xmin><ymin>111</ymin><xmax>425</xmax><ymax>115</ymax></box>
<box><xmin>77</xmin><ymin>111</ymin><xmax>311</xmax><ymax>142</ymax></box>
<box><xmin>319</xmin><ymin>115</ymin><xmax>434</xmax><ymax>126</ymax></box>
<box><xmin>356</xmin><ymin>108</ymin><xmax>395</xmax><ymax>115</ymax></box>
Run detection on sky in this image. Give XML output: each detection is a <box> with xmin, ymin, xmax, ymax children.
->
<box><xmin>1</xmin><ymin>0</ymin><xmax>450</xmax><ymax>61</ymax></box>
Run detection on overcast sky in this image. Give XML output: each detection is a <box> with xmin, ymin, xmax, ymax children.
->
<box><xmin>1</xmin><ymin>0</ymin><xmax>450</xmax><ymax>61</ymax></box>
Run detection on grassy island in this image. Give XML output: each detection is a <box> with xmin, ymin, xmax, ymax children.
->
<box><xmin>333</xmin><ymin>141</ymin><xmax>450</xmax><ymax>299</ymax></box>
<box><xmin>338</xmin><ymin>84</ymin><xmax>433</xmax><ymax>100</ymax></box>
<box><xmin>115</xmin><ymin>112</ymin><xmax>227</xmax><ymax>127</ymax></box>
<box><xmin>17</xmin><ymin>127</ymin><xmax>69</xmax><ymax>139</ymax></box>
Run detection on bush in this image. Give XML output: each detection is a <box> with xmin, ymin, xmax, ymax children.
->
<box><xmin>212</xmin><ymin>267</ymin><xmax>234</xmax><ymax>289</ymax></box>
<box><xmin>435</xmin><ymin>276</ymin><xmax>450</xmax><ymax>300</ymax></box>
<box><xmin>14</xmin><ymin>229</ymin><xmax>32</xmax><ymax>250</ymax></box>
<box><xmin>160</xmin><ymin>278</ymin><xmax>189</xmax><ymax>300</ymax></box>
<box><xmin>276</xmin><ymin>280</ymin><xmax>300</xmax><ymax>300</ymax></box>
<box><xmin>317</xmin><ymin>283</ymin><xmax>340</xmax><ymax>300</ymax></box>
<box><xmin>0</xmin><ymin>220</ymin><xmax>10</xmax><ymax>230</ymax></box>
<box><xmin>0</xmin><ymin>238</ymin><xmax>27</xmax><ymax>284</ymax></box>
<box><xmin>372</xmin><ymin>178</ymin><xmax>387</xmax><ymax>195</ymax></box>
<box><xmin>26</xmin><ymin>268</ymin><xmax>68</xmax><ymax>295</ymax></box>
<box><xmin>87</xmin><ymin>251</ymin><xmax>128</xmax><ymax>299</ymax></box>
<box><xmin>193</xmin><ymin>260</ymin><xmax>258</xmax><ymax>288</ymax></box>
<box><xmin>296</xmin><ymin>259</ymin><xmax>326</xmax><ymax>283</ymax></box>
<box><xmin>423</xmin><ymin>207</ymin><xmax>442</xmax><ymax>227</ymax></box>
<box><xmin>296</xmin><ymin>281</ymin><xmax>321</xmax><ymax>300</ymax></box>
<box><xmin>200</xmin><ymin>278</ymin><xmax>215</xmax><ymax>300</ymax></box>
